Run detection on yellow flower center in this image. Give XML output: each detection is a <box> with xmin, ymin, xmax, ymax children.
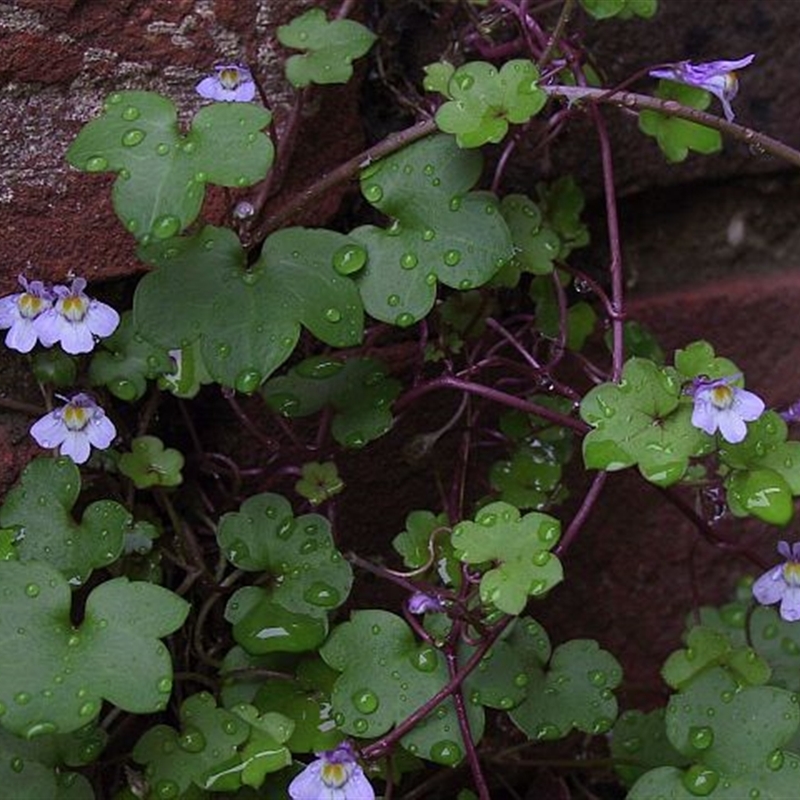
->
<box><xmin>321</xmin><ymin>761</ymin><xmax>351</xmax><ymax>788</ymax></box>
<box><xmin>219</xmin><ymin>68</ymin><xmax>244</xmax><ymax>90</ymax></box>
<box><xmin>60</xmin><ymin>295</ymin><xmax>89</xmax><ymax>322</ymax></box>
<box><xmin>709</xmin><ymin>384</ymin><xmax>734</xmax><ymax>409</ymax></box>
<box><xmin>63</xmin><ymin>404</ymin><xmax>90</xmax><ymax>431</ymax></box>
<box><xmin>783</xmin><ymin>561</ymin><xmax>800</xmax><ymax>587</ymax></box>
<box><xmin>18</xmin><ymin>293</ymin><xmax>47</xmax><ymax>319</ymax></box>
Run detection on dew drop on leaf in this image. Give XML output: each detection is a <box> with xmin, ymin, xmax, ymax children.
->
<box><xmin>395</xmin><ymin>312</ymin><xmax>416</xmax><ymax>327</ymax></box>
<box><xmin>400</xmin><ymin>252</ymin><xmax>418</xmax><ymax>270</ymax></box>
<box><xmin>84</xmin><ymin>156</ymin><xmax>109</xmax><ymax>172</ymax></box>
<box><xmin>303</xmin><ymin>581</ymin><xmax>341</xmax><ymax>608</ymax></box>
<box><xmin>10</xmin><ymin>757</ymin><xmax>23</xmax><ymax>773</ymax></box>
<box><xmin>324</xmin><ymin>307</ymin><xmax>343</xmax><ymax>323</ymax></box>
<box><xmin>681</xmin><ymin>764</ymin><xmax>719</xmax><ymax>796</ymax></box>
<box><xmin>364</xmin><ymin>184</ymin><xmax>383</xmax><ymax>203</ymax></box>
<box><xmin>234</xmin><ymin>369</ymin><xmax>261</xmax><ymax>394</ymax></box>
<box><xmin>155</xmin><ymin>780</ymin><xmax>180</xmax><ymax>799</ymax></box>
<box><xmin>332</xmin><ymin>243</ymin><xmax>367</xmax><ymax>275</ymax></box>
<box><xmin>688</xmin><ymin>725</ymin><xmax>714</xmax><ymax>750</ymax></box>
<box><xmin>352</xmin><ymin>689</ymin><xmax>380</xmax><ymax>715</ymax></box>
<box><xmin>121</xmin><ymin>129</ymin><xmax>146</xmax><ymax>147</ymax></box>
<box><xmin>430</xmin><ymin>739</ymin><xmax>462</xmax><ymax>765</ymax></box>
<box><xmin>24</xmin><ymin>583</ymin><xmax>40</xmax><ymax>598</ymax></box>
<box><xmin>121</xmin><ymin>105</ymin><xmax>140</xmax><ymax>121</ymax></box>
<box><xmin>25</xmin><ymin>721</ymin><xmax>57</xmax><ymax>738</ymax></box>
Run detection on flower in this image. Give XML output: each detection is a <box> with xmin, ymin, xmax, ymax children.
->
<box><xmin>408</xmin><ymin>591</ymin><xmax>445</xmax><ymax>614</ymax></box>
<box><xmin>288</xmin><ymin>742</ymin><xmax>374</xmax><ymax>800</ymax></box>
<box><xmin>30</xmin><ymin>393</ymin><xmax>116</xmax><ymax>464</ymax></box>
<box><xmin>649</xmin><ymin>54</ymin><xmax>755</xmax><ymax>122</ymax></box>
<box><xmin>37</xmin><ymin>277</ymin><xmax>120</xmax><ymax>354</ymax></box>
<box><xmin>196</xmin><ymin>64</ymin><xmax>256</xmax><ymax>102</ymax></box>
<box><xmin>0</xmin><ymin>276</ymin><xmax>54</xmax><ymax>353</ymax></box>
<box><xmin>753</xmin><ymin>541</ymin><xmax>800</xmax><ymax>622</ymax></box>
<box><xmin>689</xmin><ymin>375</ymin><xmax>764</xmax><ymax>444</ymax></box>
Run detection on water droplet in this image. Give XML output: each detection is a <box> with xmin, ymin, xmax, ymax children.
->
<box><xmin>155</xmin><ymin>779</ymin><xmax>180</xmax><ymax>799</ymax></box>
<box><xmin>332</xmin><ymin>243</ymin><xmax>368</xmax><ymax>275</ymax></box>
<box><xmin>352</xmin><ymin>688</ymin><xmax>380</xmax><ymax>714</ymax></box>
<box><xmin>689</xmin><ymin>725</ymin><xmax>714</xmax><ymax>750</ymax></box>
<box><xmin>592</xmin><ymin>716</ymin><xmax>612</xmax><ymax>734</ymax></box>
<box><xmin>79</xmin><ymin>701</ymin><xmax>97</xmax><ymax>718</ymax></box>
<box><xmin>234</xmin><ymin>369</ymin><xmax>261</xmax><ymax>394</ymax></box>
<box><xmin>24</xmin><ymin>583</ymin><xmax>40</xmax><ymax>598</ymax></box>
<box><xmin>449</xmin><ymin>197</ymin><xmax>462</xmax><ymax>212</ymax></box>
<box><xmin>157</xmin><ymin>677</ymin><xmax>173</xmax><ymax>693</ymax></box>
<box><xmin>425</xmin><ymin>272</ymin><xmax>437</xmax><ymax>285</ymax></box>
<box><xmin>121</xmin><ymin>105</ymin><xmax>140</xmax><ymax>121</ymax></box>
<box><xmin>454</xmin><ymin>73</ymin><xmax>474</xmax><ymax>91</ymax></box>
<box><xmin>681</xmin><ymin>764</ymin><xmax>719</xmax><ymax>796</ymax></box>
<box><xmin>179</xmin><ymin>727</ymin><xmax>207</xmax><ymax>753</ymax></box>
<box><xmin>216</xmin><ymin>343</ymin><xmax>231</xmax><ymax>359</ymax></box>
<box><xmin>324</xmin><ymin>307</ymin><xmax>342</xmax><ymax>323</ymax></box>
<box><xmin>121</xmin><ymin>128</ymin><xmax>146</xmax><ymax>147</ymax></box>
<box><xmin>371</xmin><ymin>624</ymin><xmax>382</xmax><ymax>635</ymax></box>
<box><xmin>622</xmin><ymin>736</ymin><xmax>642</xmax><ymax>753</ymax></box>
<box><xmin>443</xmin><ymin>249</ymin><xmax>461</xmax><ymax>266</ymax></box>
<box><xmin>535</xmin><ymin>722</ymin><xmax>560</xmax><ymax>740</ymax></box>
<box><xmin>513</xmin><ymin>672</ymin><xmax>529</xmax><ymax>688</ymax></box>
<box><xmin>364</xmin><ymin>184</ymin><xmax>383</xmax><ymax>203</ymax></box>
<box><xmin>430</xmin><ymin>739</ymin><xmax>462</xmax><ymax>765</ymax></box>
<box><xmin>767</xmin><ymin>749</ymin><xmax>784</xmax><ymax>770</ymax></box>
<box><xmin>353</xmin><ymin>718</ymin><xmax>369</xmax><ymax>733</ymax></box>
<box><xmin>303</xmin><ymin>581</ymin><xmax>341</xmax><ymax>608</ymax></box>
<box><xmin>151</xmin><ymin>214</ymin><xmax>181</xmax><ymax>239</ymax></box>
<box><xmin>156</xmin><ymin>142</ymin><xmax>170</xmax><ymax>156</ymax></box>
<box><xmin>782</xmin><ymin>637</ymin><xmax>800</xmax><ymax>655</ymax></box>
<box><xmin>395</xmin><ymin>312</ymin><xmax>416</xmax><ymax>327</ymax></box>
<box><xmin>10</xmin><ymin>757</ymin><xmax>23</xmax><ymax>773</ymax></box>
<box><xmin>458</xmin><ymin>279</ymin><xmax>473</xmax><ymax>290</ymax></box>
<box><xmin>532</xmin><ymin>551</ymin><xmax>551</xmax><ymax>567</ymax></box>
<box><xmin>24</xmin><ymin>721</ymin><xmax>57</xmax><ymax>739</ymax></box>
<box><xmin>762</xmin><ymin>623</ymin><xmax>778</xmax><ymax>640</ymax></box>
<box><xmin>412</xmin><ymin>645</ymin><xmax>438</xmax><ymax>672</ymax></box>
<box><xmin>84</xmin><ymin>156</ymin><xmax>108</xmax><ymax>172</ymax></box>
<box><xmin>400</xmin><ymin>252</ymin><xmax>418</xmax><ymax>270</ymax></box>
<box><xmin>587</xmin><ymin>669</ymin><xmax>606</xmax><ymax>687</ymax></box>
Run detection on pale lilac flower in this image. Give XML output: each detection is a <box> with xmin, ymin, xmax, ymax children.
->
<box><xmin>408</xmin><ymin>591</ymin><xmax>445</xmax><ymax>615</ymax></box>
<box><xmin>689</xmin><ymin>375</ymin><xmax>764</xmax><ymax>444</ymax></box>
<box><xmin>30</xmin><ymin>393</ymin><xmax>116</xmax><ymax>465</ymax></box>
<box><xmin>196</xmin><ymin>64</ymin><xmax>256</xmax><ymax>102</ymax></box>
<box><xmin>753</xmin><ymin>541</ymin><xmax>800</xmax><ymax>622</ymax></box>
<box><xmin>650</xmin><ymin>55</ymin><xmax>755</xmax><ymax>122</ymax></box>
<box><xmin>0</xmin><ymin>276</ymin><xmax>54</xmax><ymax>353</ymax></box>
<box><xmin>289</xmin><ymin>742</ymin><xmax>374</xmax><ymax>800</ymax></box>
<box><xmin>37</xmin><ymin>278</ymin><xmax>119</xmax><ymax>355</ymax></box>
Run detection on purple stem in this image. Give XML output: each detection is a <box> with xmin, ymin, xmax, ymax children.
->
<box><xmin>555</xmin><ymin>471</ymin><xmax>608</xmax><ymax>557</ymax></box>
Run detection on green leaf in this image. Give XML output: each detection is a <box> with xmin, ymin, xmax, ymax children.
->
<box><xmin>0</xmin><ymin>457</ymin><xmax>131</xmax><ymax>584</ymax></box>
<box><xmin>352</xmin><ymin>134</ymin><xmax>513</xmax><ymax>325</ymax></box>
<box><xmin>119</xmin><ymin>436</ymin><xmax>185</xmax><ymax>489</ymax></box>
<box><xmin>580</xmin><ymin>358</ymin><xmax>711</xmax><ymax>486</ymax></box>
<box><xmin>321</xmin><ymin>610</ymin><xmax>484</xmax><ymax>764</ymax></box>
<box><xmin>277</xmin><ymin>8</ymin><xmax>376</xmax><ymax>87</ymax></box>
<box><xmin>580</xmin><ymin>0</ymin><xmax>657</xmax><ymax>18</ymax></box>
<box><xmin>433</xmin><ymin>60</ymin><xmax>547</xmax><ymax>148</ymax></box>
<box><xmin>0</xmin><ymin>724</ymin><xmax>103</xmax><ymax>800</ymax></box>
<box><xmin>134</xmin><ymin>226</ymin><xmax>364</xmax><ymax>389</ymax></box>
<box><xmin>422</xmin><ymin>62</ymin><xmax>455</xmax><ymax>96</ymax></box>
<box><xmin>66</xmin><ymin>92</ymin><xmax>273</xmax><ymax>241</ymax></box>
<box><xmin>295</xmin><ymin>461</ymin><xmax>344</xmax><ymax>506</ymax></box>
<box><xmin>391</xmin><ymin>510</ymin><xmax>459</xmax><ymax>585</ymax></box>
<box><xmin>32</xmin><ymin>350</ymin><xmax>77</xmax><ymax>388</ymax></box>
<box><xmin>263</xmin><ymin>356</ymin><xmax>400</xmax><ymax>448</ymax></box>
<box><xmin>639</xmin><ymin>82</ymin><xmax>722</xmax><ymax>162</ymax></box>
<box><xmin>749</xmin><ymin>606</ymin><xmax>800</xmax><ymax>692</ymax></box>
<box><xmin>665</xmin><ymin>667</ymin><xmax>799</xmax><ymax>775</ymax></box>
<box><xmin>464</xmin><ymin>617</ymin><xmax>551</xmax><ymax>710</ymax></box>
<box><xmin>489</xmin><ymin>446</ymin><xmax>563</xmax><ymax>510</ymax></box>
<box><xmin>451</xmin><ymin>501</ymin><xmax>563</xmax><ymax>614</ymax></box>
<box><xmin>157</xmin><ymin>339</ymin><xmax>213</xmax><ymax>399</ymax></box>
<box><xmin>611</xmin><ymin>709</ymin><xmax>690</xmax><ymax>788</ymax></box>
<box><xmin>0</xmin><ymin>560</ymin><xmax>188</xmax><ymax>737</ymax></box>
<box><xmin>508</xmin><ymin>639</ymin><xmax>623</xmax><ymax>739</ymax></box>
<box><xmin>673</xmin><ymin>340</ymin><xmax>739</xmax><ymax>382</ymax></box>
<box><xmin>530</xmin><ymin>277</ymin><xmax>597</xmax><ymax>351</ymax></box>
<box><xmin>89</xmin><ymin>311</ymin><xmax>173</xmax><ymax>401</ymax></box>
<box><xmin>217</xmin><ymin>493</ymin><xmax>352</xmax><ymax>653</ymax></box>
<box><xmin>726</xmin><ymin>467</ymin><xmax>794</xmax><ymax>525</ymax></box>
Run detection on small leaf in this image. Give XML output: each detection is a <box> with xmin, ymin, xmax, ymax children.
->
<box><xmin>673</xmin><ymin>340</ymin><xmax>739</xmax><ymax>382</ymax></box>
<box><xmin>119</xmin><ymin>436</ymin><xmax>185</xmax><ymax>489</ymax></box>
<box><xmin>451</xmin><ymin>501</ymin><xmax>563</xmax><ymax>614</ymax></box>
<box><xmin>726</xmin><ymin>467</ymin><xmax>794</xmax><ymax>526</ymax></box>
<box><xmin>580</xmin><ymin>0</ymin><xmax>656</xmax><ymax>19</ymax></box>
<box><xmin>277</xmin><ymin>8</ymin><xmax>376</xmax><ymax>87</ymax></box>
<box><xmin>0</xmin><ymin>560</ymin><xmax>188</xmax><ymax>737</ymax></box>
<box><xmin>0</xmin><ymin>457</ymin><xmax>130</xmax><ymax>584</ymax></box>
<box><xmin>508</xmin><ymin>639</ymin><xmax>623</xmax><ymax>739</ymax></box>
<box><xmin>321</xmin><ymin>610</ymin><xmax>484</xmax><ymax>764</ymax></box>
<box><xmin>89</xmin><ymin>311</ymin><xmax>173</xmax><ymax>401</ymax></box>
<box><xmin>134</xmin><ymin>226</ymin><xmax>364</xmax><ymax>389</ymax></box>
<box><xmin>433</xmin><ymin>60</ymin><xmax>546</xmax><ymax>148</ymax></box>
<box><xmin>217</xmin><ymin>493</ymin><xmax>352</xmax><ymax>654</ymax></box>
<box><xmin>352</xmin><ymin>134</ymin><xmax>513</xmax><ymax>325</ymax></box>
<box><xmin>580</xmin><ymin>358</ymin><xmax>711</xmax><ymax>486</ymax></box>
<box><xmin>639</xmin><ymin>82</ymin><xmax>722</xmax><ymax>162</ymax></box>
<box><xmin>263</xmin><ymin>356</ymin><xmax>400</xmax><ymax>448</ymax></box>
<box><xmin>295</xmin><ymin>461</ymin><xmax>344</xmax><ymax>506</ymax></box>
<box><xmin>66</xmin><ymin>92</ymin><xmax>273</xmax><ymax>241</ymax></box>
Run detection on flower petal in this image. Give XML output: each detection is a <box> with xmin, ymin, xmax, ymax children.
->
<box><xmin>779</xmin><ymin>586</ymin><xmax>800</xmax><ymax>622</ymax></box>
<box><xmin>58</xmin><ymin>321</ymin><xmax>96</xmax><ymax>354</ymax></box>
<box><xmin>288</xmin><ymin>760</ymin><xmax>326</xmax><ymax>800</ymax></box>
<box><xmin>752</xmin><ymin>565</ymin><xmax>787</xmax><ymax>605</ymax></box>
<box><xmin>86</xmin><ymin>415</ymin><xmax>116</xmax><ymax>449</ymax></box>
<box><xmin>716</xmin><ymin>410</ymin><xmax>747</xmax><ymax>444</ymax></box>
<box><xmin>85</xmin><ymin>301</ymin><xmax>120</xmax><ymax>338</ymax></box>
<box><xmin>60</xmin><ymin>430</ymin><xmax>91</xmax><ymax>465</ymax></box>
<box><xmin>732</xmin><ymin>389</ymin><xmax>765</xmax><ymax>421</ymax></box>
<box><xmin>5</xmin><ymin>320</ymin><xmax>39</xmax><ymax>353</ymax></box>
<box><xmin>30</xmin><ymin>412</ymin><xmax>68</xmax><ymax>449</ymax></box>
<box><xmin>344</xmin><ymin>767</ymin><xmax>376</xmax><ymax>799</ymax></box>
<box><xmin>691</xmin><ymin>400</ymin><xmax>718</xmax><ymax>435</ymax></box>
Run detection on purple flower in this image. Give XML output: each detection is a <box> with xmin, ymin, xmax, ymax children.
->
<box><xmin>37</xmin><ymin>277</ymin><xmax>119</xmax><ymax>355</ymax></box>
<box><xmin>0</xmin><ymin>276</ymin><xmax>54</xmax><ymax>353</ymax></box>
<box><xmin>288</xmin><ymin>742</ymin><xmax>374</xmax><ymax>800</ymax></box>
<box><xmin>650</xmin><ymin>54</ymin><xmax>755</xmax><ymax>122</ymax></box>
<box><xmin>753</xmin><ymin>541</ymin><xmax>800</xmax><ymax>622</ymax></box>
<box><xmin>196</xmin><ymin>64</ymin><xmax>256</xmax><ymax>102</ymax></box>
<box><xmin>30</xmin><ymin>393</ymin><xmax>116</xmax><ymax>464</ymax></box>
<box><xmin>408</xmin><ymin>591</ymin><xmax>445</xmax><ymax>615</ymax></box>
<box><xmin>689</xmin><ymin>375</ymin><xmax>764</xmax><ymax>444</ymax></box>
